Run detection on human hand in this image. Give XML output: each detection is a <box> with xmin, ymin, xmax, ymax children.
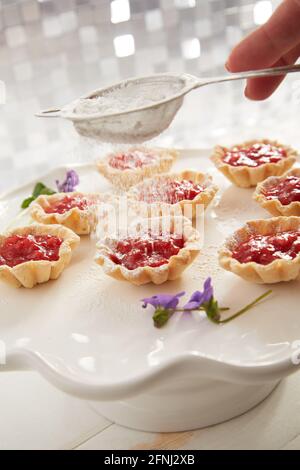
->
<box><xmin>226</xmin><ymin>0</ymin><xmax>300</xmax><ymax>100</ymax></box>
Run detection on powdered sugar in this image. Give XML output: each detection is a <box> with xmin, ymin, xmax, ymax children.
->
<box><xmin>74</xmin><ymin>79</ymin><xmax>184</xmax><ymax>116</ymax></box>
<box><xmin>67</xmin><ymin>75</ymin><xmax>187</xmax><ymax>143</ymax></box>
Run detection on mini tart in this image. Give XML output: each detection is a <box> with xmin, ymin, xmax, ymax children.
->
<box><xmin>127</xmin><ymin>170</ymin><xmax>218</xmax><ymax>219</ymax></box>
<box><xmin>219</xmin><ymin>217</ymin><xmax>300</xmax><ymax>284</ymax></box>
<box><xmin>254</xmin><ymin>168</ymin><xmax>300</xmax><ymax>216</ymax></box>
<box><xmin>95</xmin><ymin>216</ymin><xmax>201</xmax><ymax>285</ymax></box>
<box><xmin>97</xmin><ymin>147</ymin><xmax>178</xmax><ymax>191</ymax></box>
<box><xmin>0</xmin><ymin>224</ymin><xmax>79</xmax><ymax>288</ymax></box>
<box><xmin>211</xmin><ymin>139</ymin><xmax>297</xmax><ymax>188</ymax></box>
<box><xmin>30</xmin><ymin>192</ymin><xmax>97</xmax><ymax>235</ymax></box>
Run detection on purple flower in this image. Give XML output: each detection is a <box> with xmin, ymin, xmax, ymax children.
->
<box><xmin>142</xmin><ymin>291</ymin><xmax>185</xmax><ymax>310</ymax></box>
<box><xmin>56</xmin><ymin>170</ymin><xmax>80</xmax><ymax>193</ymax></box>
<box><xmin>183</xmin><ymin>277</ymin><xmax>213</xmax><ymax>310</ymax></box>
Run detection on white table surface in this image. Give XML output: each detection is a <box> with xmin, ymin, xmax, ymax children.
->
<box><xmin>0</xmin><ymin>370</ymin><xmax>299</xmax><ymax>450</ymax></box>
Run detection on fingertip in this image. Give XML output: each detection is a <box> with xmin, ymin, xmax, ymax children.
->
<box><xmin>244</xmin><ymin>85</ymin><xmax>251</xmax><ymax>99</ymax></box>
<box><xmin>226</xmin><ymin>43</ymin><xmax>249</xmax><ymax>73</ymax></box>
<box><xmin>225</xmin><ymin>53</ymin><xmax>239</xmax><ymax>72</ymax></box>
<box><xmin>225</xmin><ymin>61</ymin><xmax>231</xmax><ymax>72</ymax></box>
<box><xmin>244</xmin><ymin>83</ymin><xmax>267</xmax><ymax>101</ymax></box>
<box><xmin>245</xmin><ymin>76</ymin><xmax>285</xmax><ymax>101</ymax></box>
<box><xmin>244</xmin><ymin>82</ymin><xmax>266</xmax><ymax>101</ymax></box>
<box><xmin>244</xmin><ymin>85</ymin><xmax>258</xmax><ymax>101</ymax></box>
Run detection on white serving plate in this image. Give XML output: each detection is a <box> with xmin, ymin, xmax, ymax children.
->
<box><xmin>0</xmin><ymin>149</ymin><xmax>300</xmax><ymax>432</ymax></box>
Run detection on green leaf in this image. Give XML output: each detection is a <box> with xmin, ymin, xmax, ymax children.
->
<box><xmin>33</xmin><ymin>182</ymin><xmax>55</xmax><ymax>198</ymax></box>
<box><xmin>202</xmin><ymin>297</ymin><xmax>221</xmax><ymax>324</ymax></box>
<box><xmin>21</xmin><ymin>181</ymin><xmax>56</xmax><ymax>209</ymax></box>
<box><xmin>153</xmin><ymin>307</ymin><xmax>174</xmax><ymax>328</ymax></box>
<box><xmin>21</xmin><ymin>196</ymin><xmax>35</xmax><ymax>209</ymax></box>
<box><xmin>32</xmin><ymin>182</ymin><xmax>47</xmax><ymax>198</ymax></box>
<box><xmin>40</xmin><ymin>187</ymin><xmax>56</xmax><ymax>196</ymax></box>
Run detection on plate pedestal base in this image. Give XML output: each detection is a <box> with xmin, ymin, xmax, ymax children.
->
<box><xmin>90</xmin><ymin>378</ymin><xmax>279</xmax><ymax>432</ymax></box>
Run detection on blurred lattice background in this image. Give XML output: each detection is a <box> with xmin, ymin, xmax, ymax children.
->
<box><xmin>1</xmin><ymin>0</ymin><xmax>299</xmax><ymax>192</ymax></box>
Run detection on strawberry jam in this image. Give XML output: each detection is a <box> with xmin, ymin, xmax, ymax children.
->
<box><xmin>223</xmin><ymin>143</ymin><xmax>287</xmax><ymax>167</ymax></box>
<box><xmin>263</xmin><ymin>175</ymin><xmax>300</xmax><ymax>205</ymax></box>
<box><xmin>138</xmin><ymin>179</ymin><xmax>204</xmax><ymax>204</ymax></box>
<box><xmin>109</xmin><ymin>233</ymin><xmax>185</xmax><ymax>270</ymax></box>
<box><xmin>108</xmin><ymin>151</ymin><xmax>156</xmax><ymax>170</ymax></box>
<box><xmin>232</xmin><ymin>231</ymin><xmax>300</xmax><ymax>265</ymax></box>
<box><xmin>45</xmin><ymin>195</ymin><xmax>88</xmax><ymax>214</ymax></box>
<box><xmin>0</xmin><ymin>234</ymin><xmax>62</xmax><ymax>268</ymax></box>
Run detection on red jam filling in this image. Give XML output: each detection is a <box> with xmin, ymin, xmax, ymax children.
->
<box><xmin>45</xmin><ymin>195</ymin><xmax>88</xmax><ymax>214</ymax></box>
<box><xmin>263</xmin><ymin>175</ymin><xmax>300</xmax><ymax>206</ymax></box>
<box><xmin>232</xmin><ymin>231</ymin><xmax>300</xmax><ymax>265</ymax></box>
<box><xmin>109</xmin><ymin>233</ymin><xmax>185</xmax><ymax>270</ymax></box>
<box><xmin>0</xmin><ymin>234</ymin><xmax>63</xmax><ymax>268</ymax></box>
<box><xmin>223</xmin><ymin>143</ymin><xmax>287</xmax><ymax>167</ymax></box>
<box><xmin>138</xmin><ymin>179</ymin><xmax>205</xmax><ymax>204</ymax></box>
<box><xmin>108</xmin><ymin>151</ymin><xmax>156</xmax><ymax>170</ymax></box>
